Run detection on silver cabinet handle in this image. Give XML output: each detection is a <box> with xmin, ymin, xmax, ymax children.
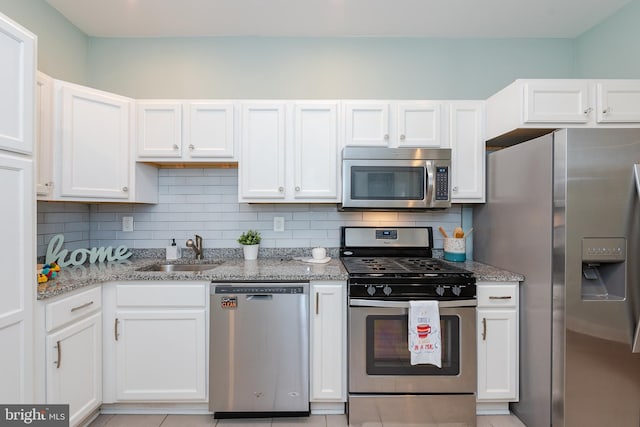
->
<box><xmin>400</xmin><ymin>134</ymin><xmax>406</xmax><ymax>140</ymax></box>
<box><xmin>278</xmin><ymin>186</ymin><xmax>284</xmax><ymax>192</ymax></box>
<box><xmin>482</xmin><ymin>318</ymin><xmax>487</xmax><ymax>341</ymax></box>
<box><xmin>489</xmin><ymin>296</ymin><xmax>512</xmax><ymax>300</ymax></box>
<box><xmin>122</xmin><ymin>186</ymin><xmax>128</xmax><ymax>192</ymax></box>
<box><xmin>295</xmin><ymin>186</ymin><xmax>300</xmax><ymax>191</ymax></box>
<box><xmin>115</xmin><ymin>318</ymin><xmax>120</xmax><ymax>341</ymax></box>
<box><xmin>70</xmin><ymin>301</ymin><xmax>94</xmax><ymax>312</ymax></box>
<box><xmin>584</xmin><ymin>107</ymin><xmax>593</xmax><ymax>115</ymax></box>
<box><xmin>189</xmin><ymin>144</ymin><xmax>195</xmax><ymax>150</ymax></box>
<box><xmin>452</xmin><ymin>186</ymin><xmax>459</xmax><ymax>192</ymax></box>
<box><xmin>172</xmin><ymin>144</ymin><xmax>179</xmax><ymax>150</ymax></box>
<box><xmin>603</xmin><ymin>107</ymin><xmax>612</xmax><ymax>114</ymax></box>
<box><xmin>384</xmin><ymin>134</ymin><xmax>389</xmax><ymax>141</ymax></box>
<box><xmin>55</xmin><ymin>340</ymin><xmax>61</xmax><ymax>368</ymax></box>
<box><xmin>315</xmin><ymin>292</ymin><xmax>319</xmax><ymax>315</ymax></box>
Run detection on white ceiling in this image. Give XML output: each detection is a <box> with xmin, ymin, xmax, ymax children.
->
<box><xmin>46</xmin><ymin>0</ymin><xmax>630</xmax><ymax>38</ymax></box>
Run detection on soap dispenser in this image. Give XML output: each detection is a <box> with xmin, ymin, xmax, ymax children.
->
<box><xmin>166</xmin><ymin>238</ymin><xmax>181</xmax><ymax>260</ymax></box>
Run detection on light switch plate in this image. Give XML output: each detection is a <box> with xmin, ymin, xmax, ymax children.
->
<box><xmin>122</xmin><ymin>216</ymin><xmax>134</xmax><ymax>232</ymax></box>
<box><xmin>273</xmin><ymin>216</ymin><xmax>285</xmax><ymax>232</ymax></box>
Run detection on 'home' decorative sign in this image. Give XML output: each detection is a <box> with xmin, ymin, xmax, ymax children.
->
<box><xmin>45</xmin><ymin>234</ymin><xmax>132</xmax><ymax>267</ymax></box>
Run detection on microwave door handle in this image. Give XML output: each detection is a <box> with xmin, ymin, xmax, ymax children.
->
<box><xmin>425</xmin><ymin>161</ymin><xmax>435</xmax><ymax>205</ymax></box>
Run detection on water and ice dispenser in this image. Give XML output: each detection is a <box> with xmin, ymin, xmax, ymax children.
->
<box><xmin>581</xmin><ymin>237</ymin><xmax>626</xmax><ymax>300</ymax></box>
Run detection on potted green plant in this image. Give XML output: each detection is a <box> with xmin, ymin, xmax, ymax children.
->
<box><xmin>238</xmin><ymin>229</ymin><xmax>261</xmax><ymax>260</ymax></box>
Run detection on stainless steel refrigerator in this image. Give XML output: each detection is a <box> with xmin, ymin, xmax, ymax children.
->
<box><xmin>474</xmin><ymin>128</ymin><xmax>640</xmax><ymax>427</ymax></box>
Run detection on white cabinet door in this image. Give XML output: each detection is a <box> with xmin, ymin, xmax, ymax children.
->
<box><xmin>46</xmin><ymin>313</ymin><xmax>101</xmax><ymax>427</ymax></box>
<box><xmin>344</xmin><ymin>102</ymin><xmax>390</xmax><ymax>147</ymax></box>
<box><xmin>596</xmin><ymin>80</ymin><xmax>640</xmax><ymax>123</ymax></box>
<box><xmin>310</xmin><ymin>281</ymin><xmax>346</xmax><ymax>402</ymax></box>
<box><xmin>476</xmin><ymin>282</ymin><xmax>519</xmax><ymax>406</ymax></box>
<box><xmin>293</xmin><ymin>103</ymin><xmax>339</xmax><ymax>200</ymax></box>
<box><xmin>449</xmin><ymin>101</ymin><xmax>485</xmax><ymax>203</ymax></box>
<box><xmin>0</xmin><ymin>152</ymin><xmax>34</xmax><ymax>403</ymax></box>
<box><xmin>185</xmin><ymin>102</ymin><xmax>235</xmax><ymax>159</ymax></box>
<box><xmin>36</xmin><ymin>72</ymin><xmax>54</xmax><ymax>197</ymax></box>
<box><xmin>240</xmin><ymin>103</ymin><xmax>286</xmax><ymax>199</ymax></box>
<box><xmin>477</xmin><ymin>309</ymin><xmax>518</xmax><ymax>401</ymax></box>
<box><xmin>397</xmin><ymin>102</ymin><xmax>442</xmax><ymax>147</ymax></box>
<box><xmin>137</xmin><ymin>101</ymin><xmax>182</xmax><ymax>158</ymax></box>
<box><xmin>0</xmin><ymin>14</ymin><xmax>35</xmax><ymax>154</ymax></box>
<box><xmin>59</xmin><ymin>83</ymin><xmax>131</xmax><ymax>199</ymax></box>
<box><xmin>522</xmin><ymin>80</ymin><xmax>590</xmax><ymax>123</ymax></box>
<box><xmin>114</xmin><ymin>310</ymin><xmax>207</xmax><ymax>401</ymax></box>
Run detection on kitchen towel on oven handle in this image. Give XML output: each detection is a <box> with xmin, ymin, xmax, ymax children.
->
<box><xmin>408</xmin><ymin>300</ymin><xmax>442</xmax><ymax>367</ymax></box>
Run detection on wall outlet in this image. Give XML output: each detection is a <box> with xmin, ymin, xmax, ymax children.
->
<box><xmin>122</xmin><ymin>216</ymin><xmax>134</xmax><ymax>232</ymax></box>
<box><xmin>273</xmin><ymin>216</ymin><xmax>285</xmax><ymax>232</ymax></box>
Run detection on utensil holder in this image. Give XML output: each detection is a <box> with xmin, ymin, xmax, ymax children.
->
<box><xmin>444</xmin><ymin>237</ymin><xmax>466</xmax><ymax>262</ymax></box>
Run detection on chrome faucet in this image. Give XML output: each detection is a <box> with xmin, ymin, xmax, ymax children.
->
<box><xmin>186</xmin><ymin>234</ymin><xmax>203</xmax><ymax>260</ymax></box>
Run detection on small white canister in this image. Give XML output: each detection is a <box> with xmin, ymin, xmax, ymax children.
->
<box><xmin>443</xmin><ymin>237</ymin><xmax>466</xmax><ymax>262</ymax></box>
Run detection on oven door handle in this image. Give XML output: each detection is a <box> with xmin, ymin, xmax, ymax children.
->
<box><xmin>349</xmin><ymin>299</ymin><xmax>477</xmax><ymax>308</ymax></box>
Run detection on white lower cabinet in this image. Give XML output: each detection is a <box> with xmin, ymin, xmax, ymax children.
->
<box><xmin>310</xmin><ymin>281</ymin><xmax>347</xmax><ymax>405</ymax></box>
<box><xmin>102</xmin><ymin>281</ymin><xmax>208</xmax><ymax>402</ymax></box>
<box><xmin>41</xmin><ymin>287</ymin><xmax>102</xmax><ymax>427</ymax></box>
<box><xmin>476</xmin><ymin>281</ymin><xmax>519</xmax><ymax>414</ymax></box>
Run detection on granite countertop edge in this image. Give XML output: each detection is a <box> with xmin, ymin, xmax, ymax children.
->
<box><xmin>37</xmin><ymin>257</ymin><xmax>525</xmax><ymax>300</ymax></box>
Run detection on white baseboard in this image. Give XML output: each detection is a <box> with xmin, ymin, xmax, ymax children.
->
<box><xmin>310</xmin><ymin>402</ymin><xmax>346</xmax><ymax>415</ymax></box>
<box><xmin>476</xmin><ymin>401</ymin><xmax>511</xmax><ymax>415</ymax></box>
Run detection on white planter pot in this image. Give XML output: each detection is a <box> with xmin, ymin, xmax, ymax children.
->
<box><xmin>242</xmin><ymin>244</ymin><xmax>259</xmax><ymax>260</ymax></box>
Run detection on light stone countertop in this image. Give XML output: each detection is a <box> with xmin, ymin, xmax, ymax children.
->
<box><xmin>37</xmin><ymin>255</ymin><xmax>524</xmax><ymax>300</ymax></box>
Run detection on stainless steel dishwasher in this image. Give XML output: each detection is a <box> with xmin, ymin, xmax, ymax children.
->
<box><xmin>209</xmin><ymin>281</ymin><xmax>309</xmax><ymax>418</ymax></box>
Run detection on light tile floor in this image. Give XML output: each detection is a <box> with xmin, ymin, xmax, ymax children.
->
<box><xmin>89</xmin><ymin>414</ymin><xmax>527</xmax><ymax>427</ymax></box>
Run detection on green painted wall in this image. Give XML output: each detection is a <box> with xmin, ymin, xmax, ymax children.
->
<box><xmin>0</xmin><ymin>0</ymin><xmax>88</xmax><ymax>83</ymax></box>
<box><xmin>3</xmin><ymin>0</ymin><xmax>639</xmax><ymax>97</ymax></box>
<box><xmin>574</xmin><ymin>0</ymin><xmax>640</xmax><ymax>77</ymax></box>
<box><xmin>87</xmin><ymin>36</ymin><xmax>575</xmax><ymax>99</ymax></box>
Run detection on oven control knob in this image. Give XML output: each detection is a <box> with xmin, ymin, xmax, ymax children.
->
<box><xmin>452</xmin><ymin>285</ymin><xmax>462</xmax><ymax>296</ymax></box>
<box><xmin>367</xmin><ymin>285</ymin><xmax>376</xmax><ymax>296</ymax></box>
<box><xmin>436</xmin><ymin>285</ymin><xmax>445</xmax><ymax>296</ymax></box>
<box><xmin>383</xmin><ymin>285</ymin><xmax>392</xmax><ymax>296</ymax></box>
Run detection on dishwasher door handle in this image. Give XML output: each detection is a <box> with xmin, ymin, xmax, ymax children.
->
<box><xmin>246</xmin><ymin>295</ymin><xmax>273</xmax><ymax>301</ymax></box>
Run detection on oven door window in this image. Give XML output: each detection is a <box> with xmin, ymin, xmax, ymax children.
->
<box><xmin>351</xmin><ymin>166</ymin><xmax>425</xmax><ymax>200</ymax></box>
<box><xmin>366</xmin><ymin>314</ymin><xmax>460</xmax><ymax>375</ymax></box>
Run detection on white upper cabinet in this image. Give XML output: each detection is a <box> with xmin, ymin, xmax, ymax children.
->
<box><xmin>293</xmin><ymin>102</ymin><xmax>339</xmax><ymax>200</ymax></box>
<box><xmin>39</xmin><ymin>78</ymin><xmax>158</xmax><ymax>203</ymax></box>
<box><xmin>344</xmin><ymin>102</ymin><xmax>389</xmax><ymax>146</ymax></box>
<box><xmin>137</xmin><ymin>100</ymin><xmax>235</xmax><ymax>161</ymax></box>
<box><xmin>448</xmin><ymin>101</ymin><xmax>485</xmax><ymax>203</ymax></box>
<box><xmin>486</xmin><ymin>79</ymin><xmax>640</xmax><ymax>144</ymax></box>
<box><xmin>239</xmin><ymin>101</ymin><xmax>340</xmax><ymax>203</ymax></box>
<box><xmin>0</xmin><ymin>14</ymin><xmax>35</xmax><ymax>155</ymax></box>
<box><xmin>185</xmin><ymin>102</ymin><xmax>235</xmax><ymax>158</ymax></box>
<box><xmin>596</xmin><ymin>81</ymin><xmax>640</xmax><ymax>123</ymax></box>
<box><xmin>344</xmin><ymin>101</ymin><xmax>443</xmax><ymax>148</ymax></box>
<box><xmin>396</xmin><ymin>102</ymin><xmax>442</xmax><ymax>147</ymax></box>
<box><xmin>239</xmin><ymin>102</ymin><xmax>287</xmax><ymax>200</ymax></box>
<box><xmin>137</xmin><ymin>101</ymin><xmax>182</xmax><ymax>157</ymax></box>
<box><xmin>58</xmin><ymin>81</ymin><xmax>132</xmax><ymax>200</ymax></box>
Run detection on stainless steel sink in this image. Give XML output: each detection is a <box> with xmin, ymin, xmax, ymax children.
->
<box><xmin>137</xmin><ymin>262</ymin><xmax>222</xmax><ymax>272</ymax></box>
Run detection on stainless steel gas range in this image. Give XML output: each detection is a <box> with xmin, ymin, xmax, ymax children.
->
<box><xmin>341</xmin><ymin>226</ymin><xmax>477</xmax><ymax>427</ymax></box>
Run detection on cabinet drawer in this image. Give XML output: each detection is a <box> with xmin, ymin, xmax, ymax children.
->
<box><xmin>477</xmin><ymin>284</ymin><xmax>517</xmax><ymax>308</ymax></box>
<box><xmin>46</xmin><ymin>286</ymin><xmax>102</xmax><ymax>332</ymax></box>
<box><xmin>116</xmin><ymin>282</ymin><xmax>206</xmax><ymax>308</ymax></box>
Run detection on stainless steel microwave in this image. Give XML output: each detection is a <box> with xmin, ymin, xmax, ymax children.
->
<box><xmin>341</xmin><ymin>147</ymin><xmax>452</xmax><ymax>210</ymax></box>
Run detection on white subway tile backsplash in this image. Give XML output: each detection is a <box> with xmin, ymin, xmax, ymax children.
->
<box><xmin>37</xmin><ymin>168</ymin><xmax>465</xmax><ymax>257</ymax></box>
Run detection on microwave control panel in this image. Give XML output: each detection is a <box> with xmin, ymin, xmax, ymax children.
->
<box><xmin>435</xmin><ymin>166</ymin><xmax>449</xmax><ymax>200</ymax></box>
